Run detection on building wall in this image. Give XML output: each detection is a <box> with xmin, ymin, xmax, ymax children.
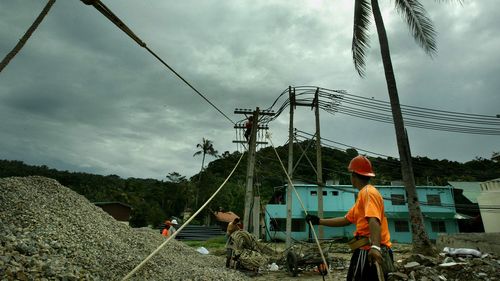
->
<box><xmin>478</xmin><ymin>179</ymin><xmax>500</xmax><ymax>233</ymax></box>
<box><xmin>265</xmin><ymin>184</ymin><xmax>459</xmax><ymax>243</ymax></box>
<box><xmin>95</xmin><ymin>203</ymin><xmax>131</xmax><ymax>222</ymax></box>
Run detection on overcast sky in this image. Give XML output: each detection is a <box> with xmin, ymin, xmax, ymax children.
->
<box><xmin>1</xmin><ymin>0</ymin><xmax>499</xmax><ymax>180</ymax></box>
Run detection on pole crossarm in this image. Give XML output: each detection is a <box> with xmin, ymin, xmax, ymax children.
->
<box><xmin>234</xmin><ymin>124</ymin><xmax>269</xmax><ymax>129</ymax></box>
<box><xmin>232</xmin><ymin>140</ymin><xmax>268</xmax><ymax>145</ymax></box>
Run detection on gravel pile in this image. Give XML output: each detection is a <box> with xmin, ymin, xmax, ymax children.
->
<box><xmin>0</xmin><ymin>176</ymin><xmax>248</xmax><ymax>281</ymax></box>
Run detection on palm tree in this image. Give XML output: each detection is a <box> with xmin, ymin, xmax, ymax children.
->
<box><xmin>193</xmin><ymin>138</ymin><xmax>218</xmax><ymax>206</ymax></box>
<box><xmin>0</xmin><ymin>0</ymin><xmax>56</xmax><ymax>73</ymax></box>
<box><xmin>349</xmin><ymin>0</ymin><xmax>461</xmax><ymax>255</ymax></box>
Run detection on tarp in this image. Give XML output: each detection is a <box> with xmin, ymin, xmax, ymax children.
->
<box><xmin>213</xmin><ymin>211</ymin><xmax>239</xmax><ymax>223</ymax></box>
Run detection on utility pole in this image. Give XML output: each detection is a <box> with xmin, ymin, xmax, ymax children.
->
<box><xmin>234</xmin><ymin>108</ymin><xmax>273</xmax><ymax>238</ymax></box>
<box><xmin>286</xmin><ymin>86</ymin><xmax>295</xmax><ymax>248</ymax></box>
<box><xmin>313</xmin><ymin>88</ymin><xmax>324</xmax><ymax>239</ymax></box>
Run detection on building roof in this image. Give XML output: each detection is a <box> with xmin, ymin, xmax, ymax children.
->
<box><xmin>213</xmin><ymin>211</ymin><xmax>239</xmax><ymax>223</ymax></box>
<box><xmin>448</xmin><ymin>181</ymin><xmax>482</xmax><ymax>203</ymax></box>
<box><xmin>93</xmin><ymin>201</ymin><xmax>133</xmax><ymax>209</ymax></box>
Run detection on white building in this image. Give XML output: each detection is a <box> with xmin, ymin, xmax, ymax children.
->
<box><xmin>478</xmin><ymin>178</ymin><xmax>500</xmax><ymax>233</ymax></box>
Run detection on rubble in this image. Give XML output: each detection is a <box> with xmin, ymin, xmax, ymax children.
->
<box><xmin>390</xmin><ymin>251</ymin><xmax>500</xmax><ymax>281</ymax></box>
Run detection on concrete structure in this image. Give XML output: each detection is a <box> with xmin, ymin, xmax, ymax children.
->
<box><xmin>478</xmin><ymin>178</ymin><xmax>500</xmax><ymax>233</ymax></box>
<box><xmin>448</xmin><ymin>181</ymin><xmax>482</xmax><ymax>203</ymax></box>
<box><xmin>265</xmin><ymin>184</ymin><xmax>459</xmax><ymax>243</ymax></box>
<box><xmin>448</xmin><ymin>181</ymin><xmax>485</xmax><ymax>232</ymax></box>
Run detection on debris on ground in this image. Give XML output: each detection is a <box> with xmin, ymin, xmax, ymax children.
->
<box><xmin>390</xmin><ymin>251</ymin><xmax>500</xmax><ymax>281</ymax></box>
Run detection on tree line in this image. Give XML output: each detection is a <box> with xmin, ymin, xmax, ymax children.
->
<box><xmin>1</xmin><ymin>143</ymin><xmax>498</xmax><ymax>228</ymax></box>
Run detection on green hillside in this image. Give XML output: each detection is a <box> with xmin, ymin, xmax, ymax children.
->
<box><xmin>1</xmin><ymin>142</ymin><xmax>498</xmax><ymax>227</ymax></box>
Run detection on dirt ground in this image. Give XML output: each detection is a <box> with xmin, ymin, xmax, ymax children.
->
<box><xmin>246</xmin><ymin>244</ymin><xmax>412</xmax><ymax>281</ymax></box>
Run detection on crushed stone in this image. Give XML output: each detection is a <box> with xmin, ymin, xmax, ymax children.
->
<box><xmin>0</xmin><ymin>176</ymin><xmax>248</xmax><ymax>281</ymax></box>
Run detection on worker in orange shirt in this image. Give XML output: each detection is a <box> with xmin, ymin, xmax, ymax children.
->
<box><xmin>161</xmin><ymin>220</ymin><xmax>172</xmax><ymax>237</ymax></box>
<box><xmin>306</xmin><ymin>155</ymin><xmax>395</xmax><ymax>281</ymax></box>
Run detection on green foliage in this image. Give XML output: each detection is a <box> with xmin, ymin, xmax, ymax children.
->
<box><xmin>1</xmin><ymin>145</ymin><xmax>499</xmax><ymax>226</ymax></box>
<box><xmin>183</xmin><ymin>236</ymin><xmax>227</xmax><ymax>256</ymax></box>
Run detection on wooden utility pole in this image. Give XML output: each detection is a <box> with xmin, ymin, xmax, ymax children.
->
<box><xmin>286</xmin><ymin>86</ymin><xmax>295</xmax><ymax>248</ymax></box>
<box><xmin>313</xmin><ymin>88</ymin><xmax>324</xmax><ymax>239</ymax></box>
<box><xmin>234</xmin><ymin>108</ymin><xmax>273</xmax><ymax>236</ymax></box>
<box><xmin>243</xmin><ymin>108</ymin><xmax>259</xmax><ymax>233</ymax></box>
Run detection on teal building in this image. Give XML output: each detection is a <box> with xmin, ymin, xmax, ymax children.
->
<box><xmin>265</xmin><ymin>184</ymin><xmax>459</xmax><ymax>243</ymax></box>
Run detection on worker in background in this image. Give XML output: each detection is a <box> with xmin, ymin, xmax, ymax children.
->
<box><xmin>244</xmin><ymin>116</ymin><xmax>253</xmax><ymax>142</ymax></box>
<box><xmin>170</xmin><ymin>219</ymin><xmax>179</xmax><ymax>235</ymax></box>
<box><xmin>161</xmin><ymin>220</ymin><xmax>172</xmax><ymax>237</ymax></box>
<box><xmin>305</xmin><ymin>155</ymin><xmax>395</xmax><ymax>280</ymax></box>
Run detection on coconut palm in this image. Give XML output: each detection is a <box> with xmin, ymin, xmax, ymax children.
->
<box><xmin>0</xmin><ymin>0</ymin><xmax>56</xmax><ymax>73</ymax></box>
<box><xmin>193</xmin><ymin>138</ymin><xmax>218</xmax><ymax>206</ymax></box>
<box><xmin>349</xmin><ymin>0</ymin><xmax>461</xmax><ymax>255</ymax></box>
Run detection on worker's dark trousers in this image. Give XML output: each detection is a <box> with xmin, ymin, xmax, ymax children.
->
<box><xmin>346</xmin><ymin>248</ymin><xmax>394</xmax><ymax>281</ymax></box>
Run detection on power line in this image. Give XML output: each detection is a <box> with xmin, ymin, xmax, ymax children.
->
<box><xmin>80</xmin><ymin>0</ymin><xmax>235</xmax><ymax>125</ymax></box>
<box><xmin>262</xmin><ymin>86</ymin><xmax>500</xmax><ymax>135</ymax></box>
<box><xmin>295</xmin><ymin>129</ymin><xmax>396</xmax><ymax>159</ymax></box>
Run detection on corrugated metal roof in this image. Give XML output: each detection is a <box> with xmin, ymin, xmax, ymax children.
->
<box><xmin>448</xmin><ymin>181</ymin><xmax>482</xmax><ymax>203</ymax></box>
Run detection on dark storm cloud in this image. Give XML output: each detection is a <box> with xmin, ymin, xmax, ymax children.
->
<box><xmin>0</xmin><ymin>0</ymin><xmax>498</xmax><ymax>179</ymax></box>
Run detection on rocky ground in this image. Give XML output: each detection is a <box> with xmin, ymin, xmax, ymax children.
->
<box><xmin>1</xmin><ymin>176</ymin><xmax>499</xmax><ymax>281</ymax></box>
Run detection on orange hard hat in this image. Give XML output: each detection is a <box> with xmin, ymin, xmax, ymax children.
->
<box><xmin>164</xmin><ymin>220</ymin><xmax>172</xmax><ymax>225</ymax></box>
<box><xmin>348</xmin><ymin>155</ymin><xmax>375</xmax><ymax>177</ymax></box>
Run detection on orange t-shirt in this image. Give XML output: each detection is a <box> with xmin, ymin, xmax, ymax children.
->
<box><xmin>345</xmin><ymin>184</ymin><xmax>392</xmax><ymax>248</ymax></box>
<box><xmin>162</xmin><ymin>228</ymin><xmax>169</xmax><ymax>237</ymax></box>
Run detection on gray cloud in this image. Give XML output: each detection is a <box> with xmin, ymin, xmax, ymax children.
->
<box><xmin>0</xmin><ymin>0</ymin><xmax>498</xmax><ymax>179</ymax></box>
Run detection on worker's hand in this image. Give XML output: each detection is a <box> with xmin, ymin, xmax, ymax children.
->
<box><xmin>368</xmin><ymin>247</ymin><xmax>383</xmax><ymax>266</ymax></box>
<box><xmin>305</xmin><ymin>214</ymin><xmax>320</xmax><ymax>225</ymax></box>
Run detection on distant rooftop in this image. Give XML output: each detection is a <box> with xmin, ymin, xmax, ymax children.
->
<box><xmin>448</xmin><ymin>181</ymin><xmax>482</xmax><ymax>203</ymax></box>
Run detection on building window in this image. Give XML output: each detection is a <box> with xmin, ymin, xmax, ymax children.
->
<box><xmin>269</xmin><ymin>218</ymin><xmax>305</xmax><ymax>232</ymax></box>
<box><xmin>331</xmin><ymin>191</ymin><xmax>339</xmax><ymax>196</ymax></box>
<box><xmin>292</xmin><ymin>219</ymin><xmax>305</xmax><ymax>232</ymax></box>
<box><xmin>427</xmin><ymin>194</ymin><xmax>441</xmax><ymax>206</ymax></box>
<box><xmin>270</xmin><ymin>218</ymin><xmax>285</xmax><ymax>231</ymax></box>
<box><xmin>431</xmin><ymin>221</ymin><xmax>446</xmax><ymax>233</ymax></box>
<box><xmin>391</xmin><ymin>194</ymin><xmax>406</xmax><ymax>205</ymax></box>
<box><xmin>394</xmin><ymin>220</ymin><xmax>410</xmax><ymax>232</ymax></box>
<box><xmin>310</xmin><ymin>191</ymin><xmax>327</xmax><ymax>196</ymax></box>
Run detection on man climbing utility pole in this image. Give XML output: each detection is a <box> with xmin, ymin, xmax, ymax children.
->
<box><xmin>313</xmin><ymin>88</ymin><xmax>324</xmax><ymax>239</ymax></box>
<box><xmin>243</xmin><ymin>108</ymin><xmax>259</xmax><ymax>233</ymax></box>
<box><xmin>234</xmin><ymin>108</ymin><xmax>273</xmax><ymax>237</ymax></box>
<box><xmin>286</xmin><ymin>86</ymin><xmax>295</xmax><ymax>248</ymax></box>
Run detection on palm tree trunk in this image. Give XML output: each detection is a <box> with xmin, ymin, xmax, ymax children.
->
<box><xmin>195</xmin><ymin>153</ymin><xmax>206</xmax><ymax>207</ymax></box>
<box><xmin>0</xmin><ymin>0</ymin><xmax>56</xmax><ymax>73</ymax></box>
<box><xmin>371</xmin><ymin>0</ymin><xmax>435</xmax><ymax>255</ymax></box>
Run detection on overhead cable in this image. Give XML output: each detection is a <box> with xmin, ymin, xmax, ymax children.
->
<box><xmin>80</xmin><ymin>0</ymin><xmax>235</xmax><ymax>125</ymax></box>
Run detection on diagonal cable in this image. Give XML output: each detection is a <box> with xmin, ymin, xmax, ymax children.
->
<box><xmin>80</xmin><ymin>0</ymin><xmax>235</xmax><ymax>125</ymax></box>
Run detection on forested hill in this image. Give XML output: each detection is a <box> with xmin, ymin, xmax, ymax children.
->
<box><xmin>1</xmin><ymin>142</ymin><xmax>498</xmax><ymax>227</ymax></box>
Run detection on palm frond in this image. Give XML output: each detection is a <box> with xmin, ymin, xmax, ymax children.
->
<box><xmin>352</xmin><ymin>0</ymin><xmax>372</xmax><ymax>77</ymax></box>
<box><xmin>394</xmin><ymin>0</ymin><xmax>437</xmax><ymax>56</ymax></box>
<box><xmin>193</xmin><ymin>151</ymin><xmax>202</xmax><ymax>157</ymax></box>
